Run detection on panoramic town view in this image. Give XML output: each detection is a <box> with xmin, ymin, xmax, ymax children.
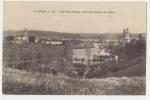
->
<box><xmin>2</xmin><ymin>2</ymin><xmax>146</xmax><ymax>95</ymax></box>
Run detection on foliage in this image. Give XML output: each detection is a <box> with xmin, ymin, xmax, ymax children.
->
<box><xmin>3</xmin><ymin>41</ymin><xmax>75</xmax><ymax>77</ymax></box>
<box><xmin>115</xmin><ymin>39</ymin><xmax>146</xmax><ymax>61</ymax></box>
<box><xmin>85</xmin><ymin>39</ymin><xmax>146</xmax><ymax>78</ymax></box>
<box><xmin>28</xmin><ymin>36</ymin><xmax>35</xmax><ymax>43</ymax></box>
<box><xmin>73</xmin><ymin>63</ymin><xmax>87</xmax><ymax>77</ymax></box>
<box><xmin>5</xmin><ymin>35</ymin><xmax>15</xmax><ymax>41</ymax></box>
<box><xmin>3</xmin><ymin>67</ymin><xmax>145</xmax><ymax>95</ymax></box>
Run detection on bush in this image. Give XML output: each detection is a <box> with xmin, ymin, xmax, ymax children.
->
<box><xmin>28</xmin><ymin>36</ymin><xmax>35</xmax><ymax>43</ymax></box>
<box><xmin>73</xmin><ymin>63</ymin><xmax>87</xmax><ymax>77</ymax></box>
<box><xmin>2</xmin><ymin>67</ymin><xmax>146</xmax><ymax>95</ymax></box>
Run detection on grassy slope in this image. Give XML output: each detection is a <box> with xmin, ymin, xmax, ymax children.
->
<box><xmin>104</xmin><ymin>57</ymin><xmax>146</xmax><ymax>77</ymax></box>
<box><xmin>3</xmin><ymin>67</ymin><xmax>145</xmax><ymax>95</ymax></box>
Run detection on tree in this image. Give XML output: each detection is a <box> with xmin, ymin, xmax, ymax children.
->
<box><xmin>81</xmin><ymin>58</ymin><xmax>85</xmax><ymax>63</ymax></box>
<box><xmin>5</xmin><ymin>35</ymin><xmax>15</xmax><ymax>41</ymax></box>
<box><xmin>63</xmin><ymin>40</ymin><xmax>73</xmax><ymax>62</ymax></box>
<box><xmin>114</xmin><ymin>38</ymin><xmax>146</xmax><ymax>61</ymax></box>
<box><xmin>28</xmin><ymin>36</ymin><xmax>35</xmax><ymax>43</ymax></box>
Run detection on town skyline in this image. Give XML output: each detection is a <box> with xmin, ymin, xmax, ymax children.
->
<box><xmin>3</xmin><ymin>28</ymin><xmax>146</xmax><ymax>34</ymax></box>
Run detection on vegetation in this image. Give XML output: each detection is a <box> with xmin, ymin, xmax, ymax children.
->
<box><xmin>2</xmin><ymin>34</ymin><xmax>146</xmax><ymax>95</ymax></box>
<box><xmin>3</xmin><ymin>41</ymin><xmax>76</xmax><ymax>77</ymax></box>
<box><xmin>115</xmin><ymin>38</ymin><xmax>146</xmax><ymax>61</ymax></box>
<box><xmin>4</xmin><ymin>35</ymin><xmax>15</xmax><ymax>41</ymax></box>
<box><xmin>3</xmin><ymin>67</ymin><xmax>145</xmax><ymax>95</ymax></box>
<box><xmin>28</xmin><ymin>36</ymin><xmax>36</xmax><ymax>43</ymax></box>
<box><xmin>84</xmin><ymin>38</ymin><xmax>146</xmax><ymax>78</ymax></box>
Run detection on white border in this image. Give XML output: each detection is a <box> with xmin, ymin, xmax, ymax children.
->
<box><xmin>0</xmin><ymin>0</ymin><xmax>3</xmax><ymax>99</ymax></box>
<box><xmin>0</xmin><ymin>0</ymin><xmax>150</xmax><ymax>100</ymax></box>
<box><xmin>1</xmin><ymin>0</ymin><xmax>148</xmax><ymax>2</ymax></box>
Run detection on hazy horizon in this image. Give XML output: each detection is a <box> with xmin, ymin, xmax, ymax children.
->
<box><xmin>3</xmin><ymin>29</ymin><xmax>146</xmax><ymax>35</ymax></box>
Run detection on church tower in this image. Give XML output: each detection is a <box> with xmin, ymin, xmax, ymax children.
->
<box><xmin>23</xmin><ymin>27</ymin><xmax>28</xmax><ymax>43</ymax></box>
<box><xmin>123</xmin><ymin>28</ymin><xmax>130</xmax><ymax>43</ymax></box>
<box><xmin>122</xmin><ymin>28</ymin><xmax>130</xmax><ymax>46</ymax></box>
<box><xmin>24</xmin><ymin>27</ymin><xmax>28</xmax><ymax>37</ymax></box>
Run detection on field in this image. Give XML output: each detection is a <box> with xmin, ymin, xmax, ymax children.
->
<box><xmin>2</xmin><ymin>67</ymin><xmax>146</xmax><ymax>95</ymax></box>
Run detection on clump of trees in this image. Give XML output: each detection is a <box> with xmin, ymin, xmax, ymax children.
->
<box><xmin>3</xmin><ymin>40</ymin><xmax>77</xmax><ymax>77</ymax></box>
<box><xmin>85</xmin><ymin>37</ymin><xmax>146</xmax><ymax>78</ymax></box>
<box><xmin>4</xmin><ymin>35</ymin><xmax>15</xmax><ymax>41</ymax></box>
<box><xmin>115</xmin><ymin>38</ymin><xmax>146</xmax><ymax>61</ymax></box>
<box><xmin>28</xmin><ymin>36</ymin><xmax>35</xmax><ymax>43</ymax></box>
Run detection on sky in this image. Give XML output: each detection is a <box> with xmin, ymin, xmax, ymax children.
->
<box><xmin>3</xmin><ymin>2</ymin><xmax>147</xmax><ymax>33</ymax></box>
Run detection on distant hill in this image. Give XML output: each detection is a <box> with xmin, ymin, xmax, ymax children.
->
<box><xmin>3</xmin><ymin>30</ymin><xmax>146</xmax><ymax>40</ymax></box>
<box><xmin>3</xmin><ymin>30</ymin><xmax>80</xmax><ymax>39</ymax></box>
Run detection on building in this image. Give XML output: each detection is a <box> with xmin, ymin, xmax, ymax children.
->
<box><xmin>121</xmin><ymin>28</ymin><xmax>130</xmax><ymax>46</ymax></box>
<box><xmin>38</xmin><ymin>38</ymin><xmax>63</xmax><ymax>45</ymax></box>
<box><xmin>14</xmin><ymin>28</ymin><xmax>29</xmax><ymax>44</ymax></box>
<box><xmin>73</xmin><ymin>47</ymin><xmax>111</xmax><ymax>65</ymax></box>
<box><xmin>123</xmin><ymin>28</ymin><xmax>130</xmax><ymax>42</ymax></box>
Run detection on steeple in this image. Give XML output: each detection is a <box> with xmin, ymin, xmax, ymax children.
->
<box><xmin>23</xmin><ymin>27</ymin><xmax>28</xmax><ymax>43</ymax></box>
<box><xmin>124</xmin><ymin>28</ymin><xmax>130</xmax><ymax>42</ymax></box>
<box><xmin>126</xmin><ymin>27</ymin><xmax>129</xmax><ymax>33</ymax></box>
<box><xmin>123</xmin><ymin>28</ymin><xmax>126</xmax><ymax>33</ymax></box>
<box><xmin>24</xmin><ymin>27</ymin><xmax>28</xmax><ymax>36</ymax></box>
<box><xmin>122</xmin><ymin>28</ymin><xmax>130</xmax><ymax>46</ymax></box>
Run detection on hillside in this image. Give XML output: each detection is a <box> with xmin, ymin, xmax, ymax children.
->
<box><xmin>3</xmin><ymin>30</ymin><xmax>81</xmax><ymax>39</ymax></box>
<box><xmin>3</xmin><ymin>67</ymin><xmax>145</xmax><ymax>95</ymax></box>
<box><xmin>104</xmin><ymin>57</ymin><xmax>146</xmax><ymax>77</ymax></box>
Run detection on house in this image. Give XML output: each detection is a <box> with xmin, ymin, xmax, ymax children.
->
<box><xmin>73</xmin><ymin>47</ymin><xmax>111</xmax><ymax>65</ymax></box>
<box><xmin>38</xmin><ymin>38</ymin><xmax>63</xmax><ymax>45</ymax></box>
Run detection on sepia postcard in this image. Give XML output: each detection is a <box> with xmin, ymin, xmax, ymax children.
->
<box><xmin>2</xmin><ymin>1</ymin><xmax>146</xmax><ymax>95</ymax></box>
